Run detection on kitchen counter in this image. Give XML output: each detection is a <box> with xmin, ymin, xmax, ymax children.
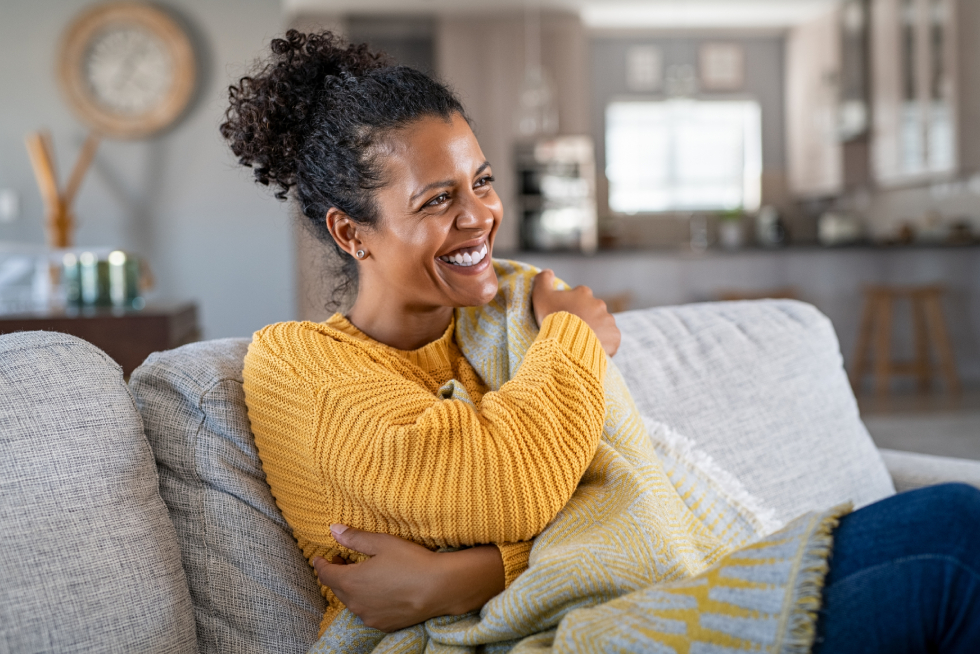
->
<box><xmin>502</xmin><ymin>245</ymin><xmax>980</xmax><ymax>384</ymax></box>
<box><xmin>498</xmin><ymin>241</ymin><xmax>980</xmax><ymax>258</ymax></box>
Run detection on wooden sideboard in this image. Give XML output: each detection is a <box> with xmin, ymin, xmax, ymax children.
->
<box><xmin>0</xmin><ymin>301</ymin><xmax>199</xmax><ymax>375</ymax></box>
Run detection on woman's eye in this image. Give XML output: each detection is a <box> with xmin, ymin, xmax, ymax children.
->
<box><xmin>426</xmin><ymin>193</ymin><xmax>450</xmax><ymax>207</ymax></box>
<box><xmin>475</xmin><ymin>175</ymin><xmax>495</xmax><ymax>188</ymax></box>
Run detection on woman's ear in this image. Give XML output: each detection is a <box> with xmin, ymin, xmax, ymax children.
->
<box><xmin>325</xmin><ymin>208</ymin><xmax>366</xmax><ymax>258</ymax></box>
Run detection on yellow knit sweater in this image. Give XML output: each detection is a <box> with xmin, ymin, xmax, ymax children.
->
<box><xmin>242</xmin><ymin>310</ymin><xmax>607</xmax><ymax>632</ymax></box>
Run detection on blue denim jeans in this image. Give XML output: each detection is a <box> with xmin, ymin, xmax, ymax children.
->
<box><xmin>812</xmin><ymin>483</ymin><xmax>980</xmax><ymax>653</ymax></box>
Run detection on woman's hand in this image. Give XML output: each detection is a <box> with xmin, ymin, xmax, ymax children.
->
<box><xmin>313</xmin><ymin>524</ymin><xmax>505</xmax><ymax>633</ymax></box>
<box><xmin>532</xmin><ymin>269</ymin><xmax>621</xmax><ymax>357</ymax></box>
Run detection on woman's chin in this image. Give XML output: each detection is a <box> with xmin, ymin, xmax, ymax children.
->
<box><xmin>435</xmin><ymin>255</ymin><xmax>498</xmax><ymax>306</ymax></box>
<box><xmin>455</xmin><ymin>281</ymin><xmax>498</xmax><ymax>307</ymax></box>
<box><xmin>445</xmin><ymin>271</ymin><xmax>498</xmax><ymax>307</ymax></box>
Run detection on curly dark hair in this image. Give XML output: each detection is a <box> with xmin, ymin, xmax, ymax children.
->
<box><xmin>220</xmin><ymin>30</ymin><xmax>468</xmax><ymax>305</ymax></box>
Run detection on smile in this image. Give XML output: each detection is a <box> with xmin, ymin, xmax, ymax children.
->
<box><xmin>437</xmin><ymin>243</ymin><xmax>488</xmax><ymax>267</ymax></box>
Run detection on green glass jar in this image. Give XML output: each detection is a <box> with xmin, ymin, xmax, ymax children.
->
<box><xmin>107</xmin><ymin>250</ymin><xmax>142</xmax><ymax>308</ymax></box>
<box><xmin>78</xmin><ymin>252</ymin><xmax>111</xmax><ymax>307</ymax></box>
<box><xmin>62</xmin><ymin>253</ymin><xmax>82</xmax><ymax>306</ymax></box>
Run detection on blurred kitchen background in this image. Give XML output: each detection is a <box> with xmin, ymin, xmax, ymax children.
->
<box><xmin>0</xmin><ymin>0</ymin><xmax>977</xmax><ymax>458</ymax></box>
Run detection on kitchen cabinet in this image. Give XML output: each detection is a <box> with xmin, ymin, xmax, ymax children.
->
<box><xmin>870</xmin><ymin>0</ymin><xmax>958</xmax><ymax>185</ymax></box>
<box><xmin>786</xmin><ymin>5</ymin><xmax>844</xmax><ymax>197</ymax></box>
<box><xmin>786</xmin><ymin>0</ymin><xmax>873</xmax><ymax>198</ymax></box>
<box><xmin>787</xmin><ymin>0</ymin><xmax>980</xmax><ymax>195</ymax></box>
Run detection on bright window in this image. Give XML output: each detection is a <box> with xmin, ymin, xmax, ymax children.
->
<box><xmin>605</xmin><ymin>99</ymin><xmax>762</xmax><ymax>213</ymax></box>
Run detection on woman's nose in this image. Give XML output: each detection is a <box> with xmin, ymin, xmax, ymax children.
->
<box><xmin>455</xmin><ymin>192</ymin><xmax>495</xmax><ymax>231</ymax></box>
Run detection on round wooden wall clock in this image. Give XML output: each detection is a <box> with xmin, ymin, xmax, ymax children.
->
<box><xmin>58</xmin><ymin>2</ymin><xmax>196</xmax><ymax>139</ymax></box>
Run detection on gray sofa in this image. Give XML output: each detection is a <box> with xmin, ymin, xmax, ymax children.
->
<box><xmin>2</xmin><ymin>300</ymin><xmax>978</xmax><ymax>654</ymax></box>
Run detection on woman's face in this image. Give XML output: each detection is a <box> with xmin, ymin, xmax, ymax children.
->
<box><xmin>354</xmin><ymin>113</ymin><xmax>502</xmax><ymax>310</ymax></box>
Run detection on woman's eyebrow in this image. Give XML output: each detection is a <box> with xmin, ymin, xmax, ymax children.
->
<box><xmin>409</xmin><ymin>161</ymin><xmax>492</xmax><ymax>204</ymax></box>
<box><xmin>410</xmin><ymin>179</ymin><xmax>453</xmax><ymax>204</ymax></box>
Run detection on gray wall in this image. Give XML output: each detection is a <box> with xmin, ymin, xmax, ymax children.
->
<box><xmin>0</xmin><ymin>0</ymin><xmax>295</xmax><ymax>339</ymax></box>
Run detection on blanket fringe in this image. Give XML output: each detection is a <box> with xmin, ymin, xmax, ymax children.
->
<box><xmin>644</xmin><ymin>417</ymin><xmax>784</xmax><ymax>536</ymax></box>
<box><xmin>778</xmin><ymin>504</ymin><xmax>851</xmax><ymax>654</ymax></box>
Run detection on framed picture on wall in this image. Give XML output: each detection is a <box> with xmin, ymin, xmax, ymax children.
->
<box><xmin>699</xmin><ymin>43</ymin><xmax>744</xmax><ymax>90</ymax></box>
<box><xmin>626</xmin><ymin>45</ymin><xmax>663</xmax><ymax>91</ymax></box>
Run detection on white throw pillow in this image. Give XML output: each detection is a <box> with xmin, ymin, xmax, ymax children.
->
<box><xmin>614</xmin><ymin>300</ymin><xmax>894</xmax><ymax>523</ymax></box>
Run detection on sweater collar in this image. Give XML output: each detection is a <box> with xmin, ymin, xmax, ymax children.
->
<box><xmin>326</xmin><ymin>313</ymin><xmax>457</xmax><ymax>373</ymax></box>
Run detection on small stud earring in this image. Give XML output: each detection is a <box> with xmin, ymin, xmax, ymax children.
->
<box><xmin>355</xmin><ymin>249</ymin><xmax>366</xmax><ymax>259</ymax></box>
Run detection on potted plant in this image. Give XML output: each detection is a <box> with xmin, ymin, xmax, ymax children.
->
<box><xmin>718</xmin><ymin>208</ymin><xmax>745</xmax><ymax>250</ymax></box>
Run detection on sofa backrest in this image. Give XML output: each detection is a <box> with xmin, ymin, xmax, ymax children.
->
<box><xmin>129</xmin><ymin>339</ymin><xmax>325</xmax><ymax>654</ymax></box>
<box><xmin>0</xmin><ymin>331</ymin><xmax>197</xmax><ymax>653</ymax></box>
<box><xmin>613</xmin><ymin>299</ymin><xmax>895</xmax><ymax>524</ymax></box>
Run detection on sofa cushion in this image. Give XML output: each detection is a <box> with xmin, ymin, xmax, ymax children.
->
<box><xmin>0</xmin><ymin>331</ymin><xmax>196</xmax><ymax>653</ymax></box>
<box><xmin>129</xmin><ymin>339</ymin><xmax>324</xmax><ymax>654</ymax></box>
<box><xmin>613</xmin><ymin>299</ymin><xmax>895</xmax><ymax>524</ymax></box>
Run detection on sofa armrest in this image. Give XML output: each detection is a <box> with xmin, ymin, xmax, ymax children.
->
<box><xmin>879</xmin><ymin>448</ymin><xmax>980</xmax><ymax>493</ymax></box>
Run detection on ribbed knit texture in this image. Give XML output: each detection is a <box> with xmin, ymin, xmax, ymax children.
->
<box><xmin>243</xmin><ymin>308</ymin><xmax>607</xmax><ymax>633</ymax></box>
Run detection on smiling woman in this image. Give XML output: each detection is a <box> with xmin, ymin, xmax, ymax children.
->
<box><xmin>220</xmin><ymin>29</ymin><xmax>620</xmax><ymax>637</ymax></box>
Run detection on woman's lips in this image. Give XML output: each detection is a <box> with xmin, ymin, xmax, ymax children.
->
<box><xmin>437</xmin><ymin>242</ymin><xmax>488</xmax><ymax>267</ymax></box>
<box><xmin>435</xmin><ymin>244</ymin><xmax>492</xmax><ymax>276</ymax></box>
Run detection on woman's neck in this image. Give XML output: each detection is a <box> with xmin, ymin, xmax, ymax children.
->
<box><xmin>345</xmin><ymin>299</ymin><xmax>454</xmax><ymax>351</ymax></box>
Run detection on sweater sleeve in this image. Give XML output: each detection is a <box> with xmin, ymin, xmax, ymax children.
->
<box><xmin>496</xmin><ymin>541</ymin><xmax>533</xmax><ymax>588</ymax></box>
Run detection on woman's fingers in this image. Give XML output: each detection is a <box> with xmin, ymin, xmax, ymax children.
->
<box><xmin>331</xmin><ymin>523</ymin><xmax>398</xmax><ymax>557</ymax></box>
<box><xmin>312</xmin><ymin>527</ymin><xmax>454</xmax><ymax>632</ymax></box>
<box><xmin>533</xmin><ymin>269</ymin><xmax>556</xmax><ymax>291</ymax></box>
<box><xmin>531</xmin><ymin>270</ymin><xmax>557</xmax><ymax>327</ymax></box>
<box><xmin>531</xmin><ymin>270</ymin><xmax>621</xmax><ymax>355</ymax></box>
<box><xmin>598</xmin><ymin>316</ymin><xmax>621</xmax><ymax>357</ymax></box>
<box><xmin>312</xmin><ymin>556</ymin><xmax>345</xmax><ymax>589</ymax></box>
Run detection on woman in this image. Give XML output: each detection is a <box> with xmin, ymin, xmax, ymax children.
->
<box><xmin>223</xmin><ymin>31</ymin><xmax>980</xmax><ymax>653</ymax></box>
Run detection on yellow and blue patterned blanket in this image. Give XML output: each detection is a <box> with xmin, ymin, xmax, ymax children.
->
<box><xmin>311</xmin><ymin>260</ymin><xmax>849</xmax><ymax>654</ymax></box>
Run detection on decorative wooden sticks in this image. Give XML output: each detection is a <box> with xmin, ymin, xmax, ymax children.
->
<box><xmin>24</xmin><ymin>130</ymin><xmax>100</xmax><ymax>249</ymax></box>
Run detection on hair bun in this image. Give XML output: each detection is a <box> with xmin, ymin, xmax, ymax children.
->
<box><xmin>220</xmin><ymin>30</ymin><xmax>389</xmax><ymax>199</ymax></box>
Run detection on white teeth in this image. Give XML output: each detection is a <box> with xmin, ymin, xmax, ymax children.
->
<box><xmin>439</xmin><ymin>242</ymin><xmax>489</xmax><ymax>267</ymax></box>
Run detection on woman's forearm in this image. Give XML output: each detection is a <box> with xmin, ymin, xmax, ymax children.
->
<box><xmin>315</xmin><ymin>526</ymin><xmax>507</xmax><ymax>632</ymax></box>
<box><xmin>427</xmin><ymin>545</ymin><xmax>506</xmax><ymax>617</ymax></box>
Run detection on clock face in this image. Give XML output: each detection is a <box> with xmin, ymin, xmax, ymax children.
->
<box><xmin>85</xmin><ymin>26</ymin><xmax>175</xmax><ymax>115</ymax></box>
<box><xmin>58</xmin><ymin>3</ymin><xmax>196</xmax><ymax>139</ymax></box>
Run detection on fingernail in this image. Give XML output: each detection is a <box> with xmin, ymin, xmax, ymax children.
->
<box><xmin>330</xmin><ymin>523</ymin><xmax>348</xmax><ymax>536</ymax></box>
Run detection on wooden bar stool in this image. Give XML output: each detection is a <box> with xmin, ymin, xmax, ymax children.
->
<box><xmin>851</xmin><ymin>285</ymin><xmax>960</xmax><ymax>395</ymax></box>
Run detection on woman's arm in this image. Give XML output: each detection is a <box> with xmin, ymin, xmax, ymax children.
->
<box><xmin>312</xmin><ymin>524</ymin><xmax>506</xmax><ymax>632</ymax></box>
<box><xmin>317</xmin><ymin>310</ymin><xmax>607</xmax><ymax>545</ymax></box>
